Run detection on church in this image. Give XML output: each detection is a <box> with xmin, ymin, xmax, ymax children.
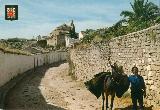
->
<box><xmin>47</xmin><ymin>20</ymin><xmax>77</xmax><ymax>47</ymax></box>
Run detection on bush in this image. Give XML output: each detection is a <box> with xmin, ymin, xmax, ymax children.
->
<box><xmin>37</xmin><ymin>40</ymin><xmax>47</xmax><ymax>48</ymax></box>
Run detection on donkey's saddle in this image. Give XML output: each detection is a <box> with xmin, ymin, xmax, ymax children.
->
<box><xmin>84</xmin><ymin>72</ymin><xmax>111</xmax><ymax>99</ymax></box>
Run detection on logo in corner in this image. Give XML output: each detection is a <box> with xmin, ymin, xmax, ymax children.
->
<box><xmin>5</xmin><ymin>5</ymin><xmax>18</xmax><ymax>21</ymax></box>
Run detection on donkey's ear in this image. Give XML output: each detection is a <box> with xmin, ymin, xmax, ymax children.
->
<box><xmin>84</xmin><ymin>81</ymin><xmax>90</xmax><ymax>86</ymax></box>
<box><xmin>84</xmin><ymin>81</ymin><xmax>88</xmax><ymax>85</ymax></box>
<box><xmin>118</xmin><ymin>66</ymin><xmax>124</xmax><ymax>74</ymax></box>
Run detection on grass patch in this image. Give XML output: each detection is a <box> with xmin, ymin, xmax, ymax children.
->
<box><xmin>122</xmin><ymin>91</ymin><xmax>131</xmax><ymax>98</ymax></box>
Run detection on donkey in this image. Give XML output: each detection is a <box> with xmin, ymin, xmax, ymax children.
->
<box><xmin>84</xmin><ymin>63</ymin><xmax>130</xmax><ymax>110</ymax></box>
<box><xmin>101</xmin><ymin>62</ymin><xmax>130</xmax><ymax>110</ymax></box>
<box><xmin>102</xmin><ymin>72</ymin><xmax>129</xmax><ymax>110</ymax></box>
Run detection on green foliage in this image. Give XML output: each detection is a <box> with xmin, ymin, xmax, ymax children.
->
<box><xmin>0</xmin><ymin>43</ymin><xmax>31</xmax><ymax>55</ymax></box>
<box><xmin>70</xmin><ymin>29</ymin><xmax>77</xmax><ymax>39</ymax></box>
<box><xmin>156</xmin><ymin>16</ymin><xmax>160</xmax><ymax>23</ymax></box>
<box><xmin>0</xmin><ymin>38</ymin><xmax>53</xmax><ymax>55</ymax></box>
<box><xmin>37</xmin><ymin>40</ymin><xmax>47</xmax><ymax>48</ymax></box>
<box><xmin>70</xmin><ymin>0</ymin><xmax>160</xmax><ymax>45</ymax></box>
<box><xmin>81</xmin><ymin>34</ymin><xmax>94</xmax><ymax>43</ymax></box>
<box><xmin>81</xmin><ymin>29</ymin><xmax>96</xmax><ymax>43</ymax></box>
<box><xmin>7</xmin><ymin>38</ymin><xmax>27</xmax><ymax>42</ymax></box>
<box><xmin>69</xmin><ymin>20</ymin><xmax>78</xmax><ymax>39</ymax></box>
<box><xmin>120</xmin><ymin>0</ymin><xmax>160</xmax><ymax>31</ymax></box>
<box><xmin>1</xmin><ymin>38</ymin><xmax>28</xmax><ymax>50</ymax></box>
<box><xmin>106</xmin><ymin>0</ymin><xmax>160</xmax><ymax>38</ymax></box>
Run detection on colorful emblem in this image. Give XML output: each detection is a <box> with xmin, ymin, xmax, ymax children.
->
<box><xmin>5</xmin><ymin>5</ymin><xmax>18</xmax><ymax>20</ymax></box>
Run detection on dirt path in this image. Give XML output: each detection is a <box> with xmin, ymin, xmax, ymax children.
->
<box><xmin>5</xmin><ymin>63</ymin><xmax>155</xmax><ymax>110</ymax></box>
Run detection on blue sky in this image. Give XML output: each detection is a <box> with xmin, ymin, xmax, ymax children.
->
<box><xmin>0</xmin><ymin>0</ymin><xmax>159</xmax><ymax>39</ymax></box>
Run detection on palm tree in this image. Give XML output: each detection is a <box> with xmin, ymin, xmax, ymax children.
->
<box><xmin>156</xmin><ymin>16</ymin><xmax>160</xmax><ymax>23</ymax></box>
<box><xmin>120</xmin><ymin>0</ymin><xmax>160</xmax><ymax>30</ymax></box>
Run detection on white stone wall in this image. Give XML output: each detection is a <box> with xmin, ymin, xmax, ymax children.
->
<box><xmin>47</xmin><ymin>37</ymin><xmax>57</xmax><ymax>46</ymax></box>
<box><xmin>78</xmin><ymin>32</ymin><xmax>84</xmax><ymax>40</ymax></box>
<box><xmin>0</xmin><ymin>51</ymin><xmax>67</xmax><ymax>87</ymax></box>
<box><xmin>65</xmin><ymin>36</ymin><xmax>79</xmax><ymax>47</ymax></box>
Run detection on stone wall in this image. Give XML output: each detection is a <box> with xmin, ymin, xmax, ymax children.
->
<box><xmin>70</xmin><ymin>24</ymin><xmax>160</xmax><ymax>107</ymax></box>
<box><xmin>0</xmin><ymin>51</ymin><xmax>67</xmax><ymax>87</ymax></box>
<box><xmin>70</xmin><ymin>42</ymin><xmax>110</xmax><ymax>81</ymax></box>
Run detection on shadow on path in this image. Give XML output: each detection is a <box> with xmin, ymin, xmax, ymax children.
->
<box><xmin>115</xmin><ymin>105</ymin><xmax>153</xmax><ymax>110</ymax></box>
<box><xmin>5</xmin><ymin>61</ymin><xmax>67</xmax><ymax>110</ymax></box>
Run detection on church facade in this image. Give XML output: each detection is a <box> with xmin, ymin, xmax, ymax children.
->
<box><xmin>47</xmin><ymin>20</ymin><xmax>76</xmax><ymax>47</ymax></box>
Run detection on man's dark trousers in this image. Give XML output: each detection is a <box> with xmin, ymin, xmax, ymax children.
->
<box><xmin>131</xmin><ymin>92</ymin><xmax>144</xmax><ymax>110</ymax></box>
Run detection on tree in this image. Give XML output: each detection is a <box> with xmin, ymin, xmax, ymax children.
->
<box><xmin>156</xmin><ymin>16</ymin><xmax>160</xmax><ymax>23</ymax></box>
<box><xmin>37</xmin><ymin>40</ymin><xmax>47</xmax><ymax>48</ymax></box>
<box><xmin>120</xmin><ymin>0</ymin><xmax>160</xmax><ymax>31</ymax></box>
<box><xmin>70</xmin><ymin>20</ymin><xmax>78</xmax><ymax>39</ymax></box>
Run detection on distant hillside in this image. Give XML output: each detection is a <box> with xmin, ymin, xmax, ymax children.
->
<box><xmin>0</xmin><ymin>37</ymin><xmax>68</xmax><ymax>55</ymax></box>
<box><xmin>0</xmin><ymin>38</ymin><xmax>51</xmax><ymax>55</ymax></box>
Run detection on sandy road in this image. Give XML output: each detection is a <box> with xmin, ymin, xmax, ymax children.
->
<box><xmin>5</xmin><ymin>62</ymin><xmax>155</xmax><ymax>110</ymax></box>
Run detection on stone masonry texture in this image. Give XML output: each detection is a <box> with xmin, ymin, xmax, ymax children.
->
<box><xmin>70</xmin><ymin>24</ymin><xmax>160</xmax><ymax>108</ymax></box>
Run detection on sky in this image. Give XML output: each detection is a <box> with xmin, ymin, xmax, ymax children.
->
<box><xmin>0</xmin><ymin>0</ymin><xmax>159</xmax><ymax>39</ymax></box>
